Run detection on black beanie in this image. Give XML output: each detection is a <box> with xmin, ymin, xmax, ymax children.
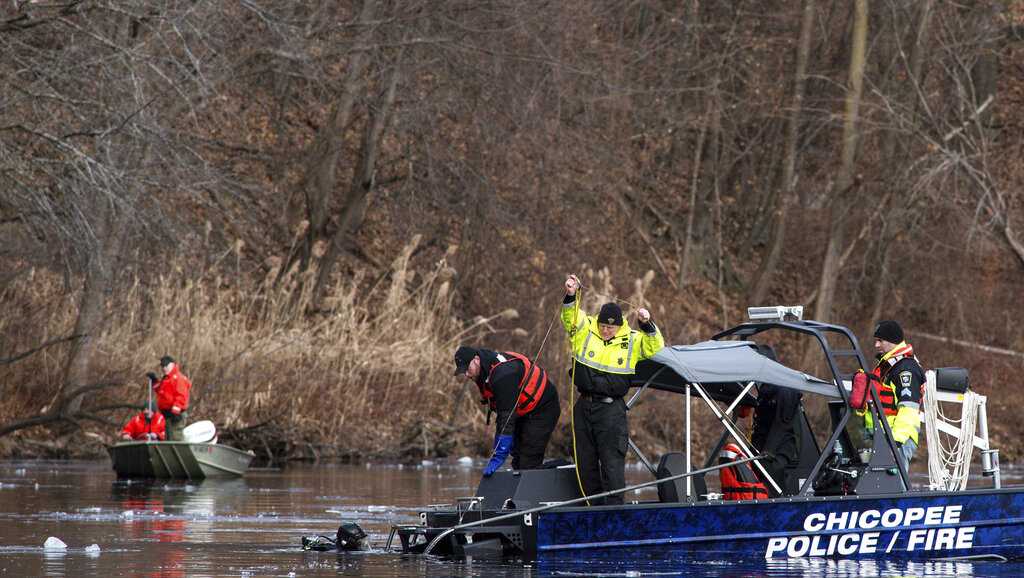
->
<box><xmin>874</xmin><ymin>320</ymin><xmax>904</xmax><ymax>344</ymax></box>
<box><xmin>598</xmin><ymin>302</ymin><xmax>623</xmax><ymax>326</ymax></box>
<box><xmin>453</xmin><ymin>346</ymin><xmax>478</xmax><ymax>376</ymax></box>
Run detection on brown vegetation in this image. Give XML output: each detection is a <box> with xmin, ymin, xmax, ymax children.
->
<box><xmin>2</xmin><ymin>1</ymin><xmax>1024</xmax><ymax>463</ymax></box>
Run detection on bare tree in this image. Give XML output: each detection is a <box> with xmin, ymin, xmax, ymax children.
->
<box><xmin>813</xmin><ymin>0</ymin><xmax>869</xmax><ymax>323</ymax></box>
<box><xmin>1</xmin><ymin>1</ymin><xmax>250</xmax><ymax>421</ymax></box>
<box><xmin>748</xmin><ymin>0</ymin><xmax>816</xmax><ymax>305</ymax></box>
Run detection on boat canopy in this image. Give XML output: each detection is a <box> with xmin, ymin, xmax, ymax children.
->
<box><xmin>633</xmin><ymin>340</ymin><xmax>841</xmax><ymax>400</ymax></box>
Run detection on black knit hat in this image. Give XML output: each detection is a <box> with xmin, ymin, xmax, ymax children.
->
<box><xmin>598</xmin><ymin>302</ymin><xmax>623</xmax><ymax>326</ymax></box>
<box><xmin>453</xmin><ymin>346</ymin><xmax>478</xmax><ymax>376</ymax></box>
<box><xmin>159</xmin><ymin>355</ymin><xmax>175</xmax><ymax>367</ymax></box>
<box><xmin>873</xmin><ymin>320</ymin><xmax>904</xmax><ymax>344</ymax></box>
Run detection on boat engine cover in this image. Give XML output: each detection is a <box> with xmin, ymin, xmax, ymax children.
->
<box><xmin>935</xmin><ymin>367</ymin><xmax>969</xmax><ymax>393</ymax></box>
<box><xmin>474</xmin><ymin>466</ymin><xmax>583</xmax><ymax>510</ymax></box>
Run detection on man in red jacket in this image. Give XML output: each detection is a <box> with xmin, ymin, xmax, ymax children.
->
<box><xmin>149</xmin><ymin>355</ymin><xmax>192</xmax><ymax>441</ymax></box>
<box><xmin>120</xmin><ymin>401</ymin><xmax>167</xmax><ymax>441</ymax></box>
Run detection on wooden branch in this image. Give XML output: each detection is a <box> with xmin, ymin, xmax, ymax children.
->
<box><xmin>56</xmin><ymin>381</ymin><xmax>122</xmax><ymax>408</ymax></box>
<box><xmin>942</xmin><ymin>95</ymin><xmax>994</xmax><ymax>142</ymax></box>
<box><xmin>84</xmin><ymin>403</ymin><xmax>141</xmax><ymax>413</ymax></box>
<box><xmin>1003</xmin><ymin>218</ymin><xmax>1024</xmax><ymax>270</ymax></box>
<box><xmin>0</xmin><ymin>381</ymin><xmax>122</xmax><ymax>438</ymax></box>
<box><xmin>608</xmin><ymin>189</ymin><xmax>679</xmax><ymax>290</ymax></box>
<box><xmin>0</xmin><ymin>413</ymin><xmax>62</xmax><ymax>438</ymax></box>
<box><xmin>0</xmin><ymin>1</ymin><xmax>84</xmax><ymax>33</ymax></box>
<box><xmin>914</xmin><ymin>331</ymin><xmax>1024</xmax><ymax>361</ymax></box>
<box><xmin>0</xmin><ymin>333</ymin><xmax>82</xmax><ymax>365</ymax></box>
<box><xmin>74</xmin><ymin>412</ymin><xmax>120</xmax><ymax>428</ymax></box>
<box><xmin>800</xmin><ymin>178</ymin><xmax>880</xmax><ymax>305</ymax></box>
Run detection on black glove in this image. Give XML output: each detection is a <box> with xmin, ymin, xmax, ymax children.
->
<box><xmin>146</xmin><ymin>372</ymin><xmax>158</xmax><ymax>384</ymax></box>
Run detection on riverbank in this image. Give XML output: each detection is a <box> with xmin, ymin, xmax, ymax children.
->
<box><xmin>3</xmin><ymin>245</ymin><xmax>1020</xmax><ymax>465</ymax></box>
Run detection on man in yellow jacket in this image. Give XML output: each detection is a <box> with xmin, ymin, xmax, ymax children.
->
<box><xmin>562</xmin><ymin>274</ymin><xmax>664</xmax><ymax>504</ymax></box>
<box><xmin>851</xmin><ymin>320</ymin><xmax>923</xmax><ymax>468</ymax></box>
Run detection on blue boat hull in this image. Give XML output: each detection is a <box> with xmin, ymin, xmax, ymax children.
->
<box><xmin>535</xmin><ymin>488</ymin><xmax>1024</xmax><ymax>561</ymax></box>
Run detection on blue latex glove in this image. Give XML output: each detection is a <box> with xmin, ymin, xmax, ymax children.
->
<box><xmin>483</xmin><ymin>435</ymin><xmax>514</xmax><ymax>477</ymax></box>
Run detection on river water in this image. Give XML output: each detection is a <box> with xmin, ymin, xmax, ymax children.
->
<box><xmin>1</xmin><ymin>459</ymin><xmax>1022</xmax><ymax>577</ymax></box>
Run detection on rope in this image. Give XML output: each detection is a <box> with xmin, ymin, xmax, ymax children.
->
<box><xmin>568</xmin><ymin>286</ymin><xmax>589</xmax><ymax>505</ymax></box>
<box><xmin>485</xmin><ymin>305</ymin><xmax>561</xmax><ymax>461</ymax></box>
<box><xmin>924</xmin><ymin>371</ymin><xmax>980</xmax><ymax>491</ymax></box>
<box><xmin>485</xmin><ymin>277</ymin><xmax>629</xmax><ymax>503</ymax></box>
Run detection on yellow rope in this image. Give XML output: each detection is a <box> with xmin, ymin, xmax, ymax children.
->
<box><xmin>568</xmin><ymin>286</ymin><xmax>589</xmax><ymax>505</ymax></box>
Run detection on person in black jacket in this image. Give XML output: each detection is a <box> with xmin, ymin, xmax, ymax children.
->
<box><xmin>454</xmin><ymin>346</ymin><xmax>560</xmax><ymax>476</ymax></box>
<box><xmin>750</xmin><ymin>345</ymin><xmax>803</xmax><ymax>496</ymax></box>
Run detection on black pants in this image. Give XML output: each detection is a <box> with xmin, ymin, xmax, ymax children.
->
<box><xmin>161</xmin><ymin>410</ymin><xmax>188</xmax><ymax>441</ymax></box>
<box><xmin>511</xmin><ymin>397</ymin><xmax>561</xmax><ymax>470</ymax></box>
<box><xmin>760</xmin><ymin>454</ymin><xmax>790</xmax><ymax>497</ymax></box>
<box><xmin>573</xmin><ymin>396</ymin><xmax>628</xmax><ymax>505</ymax></box>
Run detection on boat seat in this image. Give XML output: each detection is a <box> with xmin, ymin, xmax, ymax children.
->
<box><xmin>657</xmin><ymin>452</ymin><xmax>707</xmax><ymax>502</ymax></box>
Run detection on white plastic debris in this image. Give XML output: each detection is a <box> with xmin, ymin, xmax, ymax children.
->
<box><xmin>43</xmin><ymin>537</ymin><xmax>67</xmax><ymax>550</ymax></box>
<box><xmin>457</xmin><ymin>456</ymin><xmax>474</xmax><ymax>466</ymax></box>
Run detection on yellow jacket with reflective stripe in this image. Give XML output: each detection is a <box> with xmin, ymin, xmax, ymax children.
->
<box><xmin>859</xmin><ymin>342</ymin><xmax>922</xmax><ymax>445</ymax></box>
<box><xmin>561</xmin><ymin>300</ymin><xmax>665</xmax><ymax>375</ymax></box>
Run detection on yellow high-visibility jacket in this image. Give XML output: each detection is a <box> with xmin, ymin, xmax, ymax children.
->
<box><xmin>561</xmin><ymin>299</ymin><xmax>665</xmax><ymax>377</ymax></box>
<box><xmin>859</xmin><ymin>342</ymin><xmax>923</xmax><ymax>445</ymax></box>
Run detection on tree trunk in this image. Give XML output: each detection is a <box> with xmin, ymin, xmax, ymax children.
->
<box><xmin>969</xmin><ymin>1</ymin><xmax>1002</xmax><ymax>131</ymax></box>
<box><xmin>276</xmin><ymin>0</ymin><xmax>378</xmax><ymax>286</ymax></box>
<box><xmin>813</xmin><ymin>0</ymin><xmax>868</xmax><ymax>324</ymax></box>
<box><xmin>866</xmin><ymin>0</ymin><xmax>934</xmax><ymax>337</ymax></box>
<box><xmin>712</xmin><ymin>92</ymin><xmax>727</xmax><ymax>328</ymax></box>
<box><xmin>864</xmin><ymin>244</ymin><xmax>891</xmax><ymax>339</ymax></box>
<box><xmin>748</xmin><ymin>0</ymin><xmax>815</xmax><ymax>305</ymax></box>
<box><xmin>60</xmin><ymin>205</ymin><xmax>128</xmax><ymax>416</ymax></box>
<box><xmin>678</xmin><ymin>104</ymin><xmax>709</xmax><ymax>288</ymax></box>
<box><xmin>314</xmin><ymin>52</ymin><xmax>403</xmax><ymax>307</ymax></box>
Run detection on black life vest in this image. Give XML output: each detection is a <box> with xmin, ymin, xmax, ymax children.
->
<box><xmin>719</xmin><ymin>443</ymin><xmax>768</xmax><ymax>500</ymax></box>
<box><xmin>477</xmin><ymin>352</ymin><xmax>549</xmax><ymax>417</ymax></box>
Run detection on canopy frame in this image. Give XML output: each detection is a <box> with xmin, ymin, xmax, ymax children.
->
<box><xmin>622</xmin><ymin>318</ymin><xmax>911</xmax><ymax>497</ymax></box>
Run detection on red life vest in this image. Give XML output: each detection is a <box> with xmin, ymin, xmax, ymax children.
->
<box><xmin>871</xmin><ymin>343</ymin><xmax>916</xmax><ymax>417</ymax></box>
<box><xmin>719</xmin><ymin>443</ymin><xmax>768</xmax><ymax>500</ymax></box>
<box><xmin>476</xmin><ymin>352</ymin><xmax>549</xmax><ymax>417</ymax></box>
<box><xmin>121</xmin><ymin>411</ymin><xmax>167</xmax><ymax>440</ymax></box>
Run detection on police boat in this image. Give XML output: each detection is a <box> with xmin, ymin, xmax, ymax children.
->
<box><xmin>388</xmin><ymin>306</ymin><xmax>1021</xmax><ymax>562</ymax></box>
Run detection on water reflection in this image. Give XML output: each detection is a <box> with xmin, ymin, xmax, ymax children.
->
<box><xmin>767</xmin><ymin>557</ymin><xmax>981</xmax><ymax>576</ymax></box>
<box><xmin>542</xmin><ymin>557</ymin><xmax>1009</xmax><ymax>577</ymax></box>
<box><xmin>41</xmin><ymin>548</ymin><xmax>67</xmax><ymax>577</ymax></box>
<box><xmin>0</xmin><ymin>460</ymin><xmax>1023</xmax><ymax>577</ymax></box>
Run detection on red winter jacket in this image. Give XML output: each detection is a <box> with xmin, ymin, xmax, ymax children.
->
<box><xmin>121</xmin><ymin>411</ymin><xmax>167</xmax><ymax>440</ymax></box>
<box><xmin>154</xmin><ymin>365</ymin><xmax>192</xmax><ymax>413</ymax></box>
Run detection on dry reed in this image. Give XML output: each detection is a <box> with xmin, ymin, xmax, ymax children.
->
<box><xmin>0</xmin><ymin>250</ymin><xmax>728</xmax><ymax>464</ymax></box>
